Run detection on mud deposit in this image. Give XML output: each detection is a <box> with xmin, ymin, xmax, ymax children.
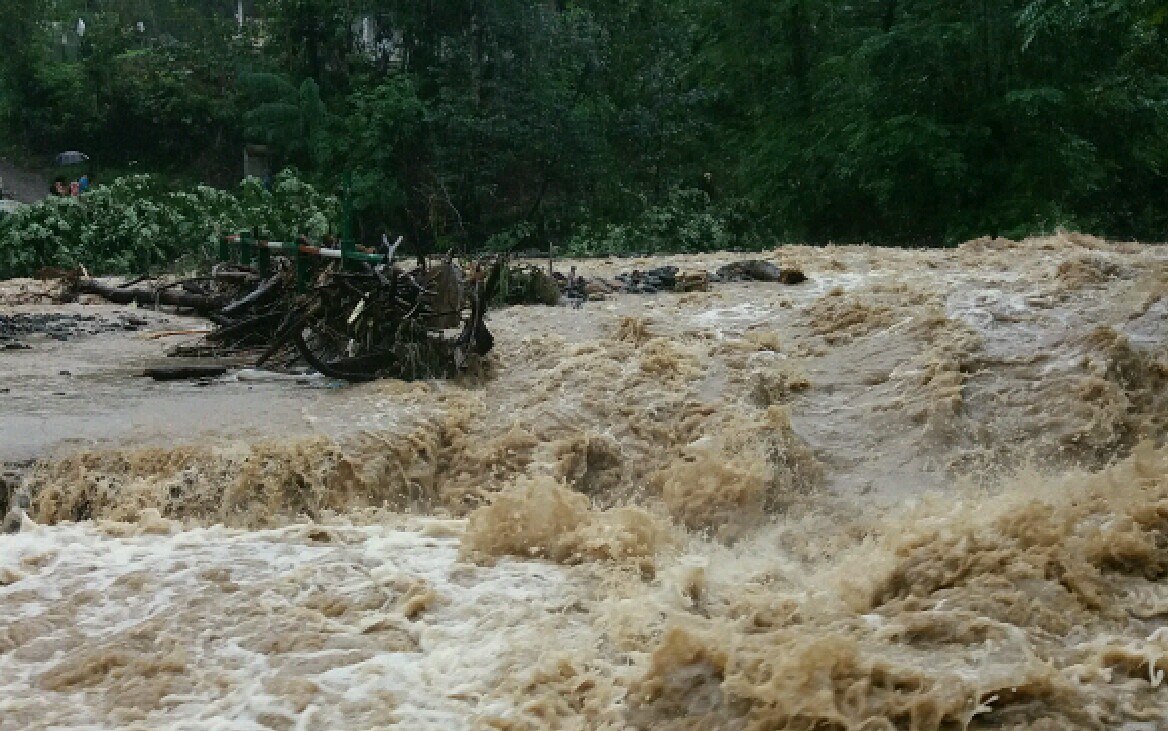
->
<box><xmin>1</xmin><ymin>233</ymin><xmax>1167</xmax><ymax>729</ymax></box>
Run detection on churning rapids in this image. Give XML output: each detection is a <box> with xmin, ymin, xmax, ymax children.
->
<box><xmin>2</xmin><ymin>233</ymin><xmax>1167</xmax><ymax>730</ymax></box>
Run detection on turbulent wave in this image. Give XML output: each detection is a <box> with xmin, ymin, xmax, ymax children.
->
<box><xmin>628</xmin><ymin>445</ymin><xmax>1168</xmax><ymax>730</ymax></box>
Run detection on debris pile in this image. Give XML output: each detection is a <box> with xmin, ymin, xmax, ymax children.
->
<box><xmin>613</xmin><ymin>265</ymin><xmax>685</xmax><ymax>294</ymax></box>
<box><xmin>0</xmin><ymin>312</ymin><xmax>149</xmax><ymax>349</ymax></box>
<box><xmin>70</xmin><ymin>253</ymin><xmax>504</xmax><ymax>382</ymax></box>
<box><xmin>494</xmin><ymin>265</ymin><xmax>561</xmax><ymax>306</ymax></box>
<box><xmin>189</xmin><ymin>256</ymin><xmax>502</xmax><ymax>381</ymax></box>
<box><xmin>560</xmin><ymin>259</ymin><xmax>804</xmax><ymax>299</ymax></box>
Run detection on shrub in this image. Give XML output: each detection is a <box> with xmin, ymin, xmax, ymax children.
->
<box><xmin>0</xmin><ymin>170</ymin><xmax>338</xmax><ymax>278</ymax></box>
<box><xmin>562</xmin><ymin>188</ymin><xmax>762</xmax><ymax>257</ymax></box>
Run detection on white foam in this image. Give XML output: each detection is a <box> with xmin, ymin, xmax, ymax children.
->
<box><xmin>0</xmin><ymin>520</ymin><xmax>595</xmax><ymax>730</ymax></box>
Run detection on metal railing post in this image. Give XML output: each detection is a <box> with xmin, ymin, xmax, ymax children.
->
<box><xmin>341</xmin><ymin>172</ymin><xmax>356</xmax><ymax>271</ymax></box>
<box><xmin>257</xmin><ymin>238</ymin><xmax>271</xmax><ymax>277</ymax></box>
<box><xmin>239</xmin><ymin>230</ymin><xmax>255</xmax><ymax>267</ymax></box>
<box><xmin>295</xmin><ymin>241</ymin><xmax>310</xmax><ymax>292</ymax></box>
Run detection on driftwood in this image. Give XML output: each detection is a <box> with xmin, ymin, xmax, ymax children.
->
<box><xmin>78</xmin><ymin>279</ymin><xmax>230</xmax><ymax>312</ymax></box>
<box><xmin>143</xmin><ymin>365</ymin><xmax>228</xmax><ymax>381</ymax></box>
<box><xmin>143</xmin><ymin>329</ymin><xmax>212</xmax><ymax>340</ymax></box>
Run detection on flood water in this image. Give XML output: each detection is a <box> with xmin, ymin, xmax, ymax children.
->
<box><xmin>2</xmin><ymin>233</ymin><xmax>1167</xmax><ymax>729</ymax></box>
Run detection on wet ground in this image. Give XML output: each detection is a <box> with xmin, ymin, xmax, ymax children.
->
<box><xmin>0</xmin><ymin>157</ymin><xmax>47</xmax><ymax>204</ymax></box>
<box><xmin>0</xmin><ymin>303</ymin><xmax>339</xmax><ymax>461</ymax></box>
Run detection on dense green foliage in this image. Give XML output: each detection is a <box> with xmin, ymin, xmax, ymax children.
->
<box><xmin>702</xmin><ymin>0</ymin><xmax>1168</xmax><ymax>243</ymax></box>
<box><xmin>3</xmin><ymin>0</ymin><xmax>1168</xmax><ymax>260</ymax></box>
<box><xmin>0</xmin><ymin>172</ymin><xmax>337</xmax><ymax>278</ymax></box>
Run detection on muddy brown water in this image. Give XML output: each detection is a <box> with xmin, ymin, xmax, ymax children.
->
<box><xmin>1</xmin><ymin>233</ymin><xmax>1167</xmax><ymax>729</ymax></box>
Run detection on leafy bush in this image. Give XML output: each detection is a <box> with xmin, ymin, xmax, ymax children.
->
<box><xmin>483</xmin><ymin>222</ymin><xmax>537</xmax><ymax>253</ymax></box>
<box><xmin>562</xmin><ymin>188</ymin><xmax>763</xmax><ymax>257</ymax></box>
<box><xmin>235</xmin><ymin>172</ymin><xmax>338</xmax><ymax>241</ymax></box>
<box><xmin>0</xmin><ymin>170</ymin><xmax>338</xmax><ymax>278</ymax></box>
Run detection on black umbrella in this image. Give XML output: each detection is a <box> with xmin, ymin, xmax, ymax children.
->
<box><xmin>54</xmin><ymin>151</ymin><xmax>89</xmax><ymax>166</ymax></box>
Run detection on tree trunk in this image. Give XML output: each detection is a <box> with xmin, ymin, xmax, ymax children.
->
<box><xmin>77</xmin><ymin>279</ymin><xmax>230</xmax><ymax>312</ymax></box>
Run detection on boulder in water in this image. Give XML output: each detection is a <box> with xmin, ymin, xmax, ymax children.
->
<box><xmin>716</xmin><ymin>260</ymin><xmax>806</xmax><ymax>284</ymax></box>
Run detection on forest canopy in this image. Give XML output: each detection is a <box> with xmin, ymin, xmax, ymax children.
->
<box><xmin>3</xmin><ymin>0</ymin><xmax>1168</xmax><ymax>253</ymax></box>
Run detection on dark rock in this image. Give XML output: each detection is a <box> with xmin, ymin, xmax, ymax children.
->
<box><xmin>777</xmin><ymin>268</ymin><xmax>807</xmax><ymax>285</ymax></box>
<box><xmin>0</xmin><ymin>312</ymin><xmax>138</xmax><ymax>344</ymax></box>
<box><xmin>716</xmin><ymin>260</ymin><xmax>807</xmax><ymax>285</ymax></box>
<box><xmin>717</xmin><ymin>260</ymin><xmax>783</xmax><ymax>282</ymax></box>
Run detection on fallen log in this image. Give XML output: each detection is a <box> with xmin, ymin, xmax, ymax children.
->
<box><xmin>77</xmin><ymin>279</ymin><xmax>231</xmax><ymax>312</ymax></box>
<box><xmin>142</xmin><ymin>329</ymin><xmax>212</xmax><ymax>340</ymax></box>
<box><xmin>143</xmin><ymin>365</ymin><xmax>228</xmax><ymax>381</ymax></box>
<box><xmin>118</xmin><ymin>274</ymin><xmax>155</xmax><ymax>289</ymax></box>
